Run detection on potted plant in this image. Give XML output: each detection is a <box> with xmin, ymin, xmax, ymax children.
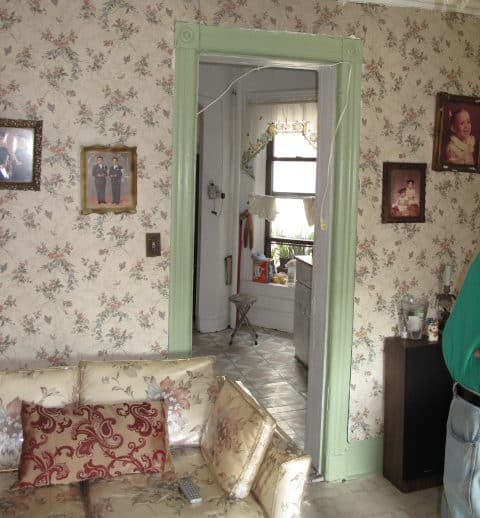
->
<box><xmin>275</xmin><ymin>243</ymin><xmax>292</xmax><ymax>272</ymax></box>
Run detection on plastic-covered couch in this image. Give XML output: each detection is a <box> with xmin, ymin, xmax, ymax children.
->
<box><xmin>0</xmin><ymin>356</ymin><xmax>311</xmax><ymax>518</ymax></box>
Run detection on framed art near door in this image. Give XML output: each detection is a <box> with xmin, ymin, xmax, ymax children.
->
<box><xmin>432</xmin><ymin>92</ymin><xmax>480</xmax><ymax>173</ymax></box>
<box><xmin>0</xmin><ymin>119</ymin><xmax>42</xmax><ymax>191</ymax></box>
<box><xmin>81</xmin><ymin>145</ymin><xmax>137</xmax><ymax>214</ymax></box>
<box><xmin>382</xmin><ymin>162</ymin><xmax>426</xmax><ymax>224</ymax></box>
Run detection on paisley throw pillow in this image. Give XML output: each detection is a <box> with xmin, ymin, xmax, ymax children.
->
<box><xmin>14</xmin><ymin>399</ymin><xmax>174</xmax><ymax>488</ymax></box>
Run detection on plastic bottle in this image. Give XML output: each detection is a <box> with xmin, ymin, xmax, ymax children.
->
<box><xmin>286</xmin><ymin>259</ymin><xmax>296</xmax><ymax>285</ymax></box>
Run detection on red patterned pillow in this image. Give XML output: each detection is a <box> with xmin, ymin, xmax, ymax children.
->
<box><xmin>14</xmin><ymin>400</ymin><xmax>174</xmax><ymax>488</ymax></box>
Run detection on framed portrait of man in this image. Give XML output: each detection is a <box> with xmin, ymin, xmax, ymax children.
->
<box><xmin>0</xmin><ymin>119</ymin><xmax>42</xmax><ymax>191</ymax></box>
<box><xmin>382</xmin><ymin>162</ymin><xmax>426</xmax><ymax>224</ymax></box>
<box><xmin>432</xmin><ymin>92</ymin><xmax>480</xmax><ymax>173</ymax></box>
<box><xmin>81</xmin><ymin>145</ymin><xmax>137</xmax><ymax>214</ymax></box>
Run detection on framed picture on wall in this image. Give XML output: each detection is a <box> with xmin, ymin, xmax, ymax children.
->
<box><xmin>381</xmin><ymin>162</ymin><xmax>426</xmax><ymax>224</ymax></box>
<box><xmin>81</xmin><ymin>145</ymin><xmax>137</xmax><ymax>215</ymax></box>
<box><xmin>432</xmin><ymin>92</ymin><xmax>480</xmax><ymax>173</ymax></box>
<box><xmin>0</xmin><ymin>119</ymin><xmax>42</xmax><ymax>191</ymax></box>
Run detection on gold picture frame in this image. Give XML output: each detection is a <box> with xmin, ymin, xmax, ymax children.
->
<box><xmin>81</xmin><ymin>145</ymin><xmax>137</xmax><ymax>214</ymax></box>
<box><xmin>0</xmin><ymin>119</ymin><xmax>42</xmax><ymax>191</ymax></box>
<box><xmin>432</xmin><ymin>92</ymin><xmax>480</xmax><ymax>173</ymax></box>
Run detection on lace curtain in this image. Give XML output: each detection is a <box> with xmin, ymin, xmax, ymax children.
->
<box><xmin>241</xmin><ymin>101</ymin><xmax>317</xmax><ymax>177</ymax></box>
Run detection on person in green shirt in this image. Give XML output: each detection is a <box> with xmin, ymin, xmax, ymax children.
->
<box><xmin>442</xmin><ymin>252</ymin><xmax>480</xmax><ymax>517</ymax></box>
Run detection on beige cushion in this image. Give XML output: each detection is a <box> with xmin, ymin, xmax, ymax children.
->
<box><xmin>14</xmin><ymin>400</ymin><xmax>174</xmax><ymax>488</ymax></box>
<box><xmin>85</xmin><ymin>447</ymin><xmax>265</xmax><ymax>517</ymax></box>
<box><xmin>201</xmin><ymin>378</ymin><xmax>275</xmax><ymax>499</ymax></box>
<box><xmin>0</xmin><ymin>470</ymin><xmax>86</xmax><ymax>517</ymax></box>
<box><xmin>232</xmin><ymin>381</ymin><xmax>311</xmax><ymax>518</ymax></box>
<box><xmin>0</xmin><ymin>366</ymin><xmax>79</xmax><ymax>471</ymax></box>
<box><xmin>79</xmin><ymin>357</ymin><xmax>218</xmax><ymax>446</ymax></box>
<box><xmin>252</xmin><ymin>428</ymin><xmax>311</xmax><ymax>518</ymax></box>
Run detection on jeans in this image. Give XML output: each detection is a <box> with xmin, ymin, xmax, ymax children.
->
<box><xmin>442</xmin><ymin>384</ymin><xmax>480</xmax><ymax>518</ymax></box>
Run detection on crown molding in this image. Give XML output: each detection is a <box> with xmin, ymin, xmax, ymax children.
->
<box><xmin>345</xmin><ymin>0</ymin><xmax>480</xmax><ymax>16</ymax></box>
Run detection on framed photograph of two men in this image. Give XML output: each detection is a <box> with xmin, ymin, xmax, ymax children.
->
<box><xmin>81</xmin><ymin>145</ymin><xmax>137</xmax><ymax>214</ymax></box>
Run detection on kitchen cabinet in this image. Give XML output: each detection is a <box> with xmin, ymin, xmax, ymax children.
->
<box><xmin>294</xmin><ymin>256</ymin><xmax>312</xmax><ymax>367</ymax></box>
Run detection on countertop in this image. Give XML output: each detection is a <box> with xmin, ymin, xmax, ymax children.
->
<box><xmin>295</xmin><ymin>255</ymin><xmax>313</xmax><ymax>267</ymax></box>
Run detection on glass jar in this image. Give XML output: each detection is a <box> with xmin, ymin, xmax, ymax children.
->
<box><xmin>399</xmin><ymin>295</ymin><xmax>429</xmax><ymax>340</ymax></box>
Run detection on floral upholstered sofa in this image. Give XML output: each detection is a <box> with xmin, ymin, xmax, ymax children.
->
<box><xmin>0</xmin><ymin>356</ymin><xmax>311</xmax><ymax>518</ymax></box>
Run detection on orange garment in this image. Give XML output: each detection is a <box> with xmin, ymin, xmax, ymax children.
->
<box><xmin>240</xmin><ymin>210</ymin><xmax>253</xmax><ymax>249</ymax></box>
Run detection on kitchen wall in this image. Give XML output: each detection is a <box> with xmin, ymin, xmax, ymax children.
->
<box><xmin>195</xmin><ymin>63</ymin><xmax>236</xmax><ymax>332</ymax></box>
<box><xmin>1</xmin><ymin>0</ymin><xmax>480</xmax><ymax>441</ymax></box>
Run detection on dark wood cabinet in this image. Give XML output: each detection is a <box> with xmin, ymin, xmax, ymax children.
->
<box><xmin>383</xmin><ymin>336</ymin><xmax>452</xmax><ymax>492</ymax></box>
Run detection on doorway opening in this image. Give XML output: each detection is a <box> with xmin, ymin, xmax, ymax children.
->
<box><xmin>170</xmin><ymin>23</ymin><xmax>363</xmax><ymax>481</ymax></box>
<box><xmin>193</xmin><ymin>61</ymin><xmax>318</xmax><ymax>450</ymax></box>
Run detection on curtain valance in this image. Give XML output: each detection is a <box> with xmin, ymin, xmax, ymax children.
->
<box><xmin>241</xmin><ymin>101</ymin><xmax>317</xmax><ymax>177</ymax></box>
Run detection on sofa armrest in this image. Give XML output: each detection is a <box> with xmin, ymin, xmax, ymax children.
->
<box><xmin>252</xmin><ymin>427</ymin><xmax>311</xmax><ymax>518</ymax></box>
<box><xmin>222</xmin><ymin>379</ymin><xmax>311</xmax><ymax>518</ymax></box>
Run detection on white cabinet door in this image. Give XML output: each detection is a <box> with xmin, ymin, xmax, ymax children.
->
<box><xmin>294</xmin><ymin>281</ymin><xmax>311</xmax><ymax>366</ymax></box>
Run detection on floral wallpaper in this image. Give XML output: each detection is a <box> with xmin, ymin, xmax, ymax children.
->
<box><xmin>1</xmin><ymin>0</ymin><xmax>480</xmax><ymax>442</ymax></box>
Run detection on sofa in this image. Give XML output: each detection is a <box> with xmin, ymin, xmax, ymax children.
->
<box><xmin>0</xmin><ymin>356</ymin><xmax>311</xmax><ymax>518</ymax></box>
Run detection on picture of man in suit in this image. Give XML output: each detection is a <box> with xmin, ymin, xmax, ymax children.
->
<box><xmin>92</xmin><ymin>155</ymin><xmax>108</xmax><ymax>204</ymax></box>
<box><xmin>108</xmin><ymin>156</ymin><xmax>123</xmax><ymax>204</ymax></box>
<box><xmin>82</xmin><ymin>147</ymin><xmax>136</xmax><ymax>214</ymax></box>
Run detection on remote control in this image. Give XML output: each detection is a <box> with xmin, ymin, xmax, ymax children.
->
<box><xmin>178</xmin><ymin>476</ymin><xmax>202</xmax><ymax>504</ymax></box>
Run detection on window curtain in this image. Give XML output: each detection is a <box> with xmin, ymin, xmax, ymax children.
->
<box><xmin>241</xmin><ymin>101</ymin><xmax>317</xmax><ymax>178</ymax></box>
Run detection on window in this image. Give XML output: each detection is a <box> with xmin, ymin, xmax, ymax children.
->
<box><xmin>265</xmin><ymin>133</ymin><xmax>315</xmax><ymax>264</ymax></box>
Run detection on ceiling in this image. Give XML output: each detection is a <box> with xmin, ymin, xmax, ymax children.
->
<box><xmin>346</xmin><ymin>0</ymin><xmax>480</xmax><ymax>16</ymax></box>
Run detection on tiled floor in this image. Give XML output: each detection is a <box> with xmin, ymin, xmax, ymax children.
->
<box><xmin>192</xmin><ymin>326</ymin><xmax>307</xmax><ymax>448</ymax></box>
<box><xmin>193</xmin><ymin>326</ymin><xmax>442</xmax><ymax>517</ymax></box>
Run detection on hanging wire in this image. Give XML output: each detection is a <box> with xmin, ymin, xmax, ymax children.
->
<box><xmin>318</xmin><ymin>62</ymin><xmax>353</xmax><ymax>231</ymax></box>
<box><xmin>197</xmin><ymin>59</ymin><xmax>353</xmax><ymax>232</ymax></box>
<box><xmin>197</xmin><ymin>65</ymin><xmax>273</xmax><ymax>116</ymax></box>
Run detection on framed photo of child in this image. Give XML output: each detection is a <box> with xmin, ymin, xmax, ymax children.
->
<box><xmin>0</xmin><ymin>119</ymin><xmax>42</xmax><ymax>191</ymax></box>
<box><xmin>81</xmin><ymin>145</ymin><xmax>137</xmax><ymax>215</ymax></box>
<box><xmin>381</xmin><ymin>162</ymin><xmax>426</xmax><ymax>224</ymax></box>
<box><xmin>432</xmin><ymin>92</ymin><xmax>480</xmax><ymax>173</ymax></box>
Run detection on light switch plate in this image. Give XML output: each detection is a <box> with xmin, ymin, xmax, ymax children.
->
<box><xmin>146</xmin><ymin>233</ymin><xmax>161</xmax><ymax>257</ymax></box>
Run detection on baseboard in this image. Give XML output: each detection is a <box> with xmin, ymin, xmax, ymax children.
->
<box><xmin>324</xmin><ymin>436</ymin><xmax>383</xmax><ymax>482</ymax></box>
<box><xmin>195</xmin><ymin>313</ymin><xmax>229</xmax><ymax>333</ymax></box>
<box><xmin>346</xmin><ymin>436</ymin><xmax>383</xmax><ymax>479</ymax></box>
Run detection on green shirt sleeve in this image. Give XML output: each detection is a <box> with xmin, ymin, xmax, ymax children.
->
<box><xmin>442</xmin><ymin>252</ymin><xmax>480</xmax><ymax>393</ymax></box>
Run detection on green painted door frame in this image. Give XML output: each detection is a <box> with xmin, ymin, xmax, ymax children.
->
<box><xmin>169</xmin><ymin>23</ymin><xmax>380</xmax><ymax>481</ymax></box>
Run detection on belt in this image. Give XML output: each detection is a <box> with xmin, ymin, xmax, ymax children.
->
<box><xmin>457</xmin><ymin>384</ymin><xmax>480</xmax><ymax>408</ymax></box>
